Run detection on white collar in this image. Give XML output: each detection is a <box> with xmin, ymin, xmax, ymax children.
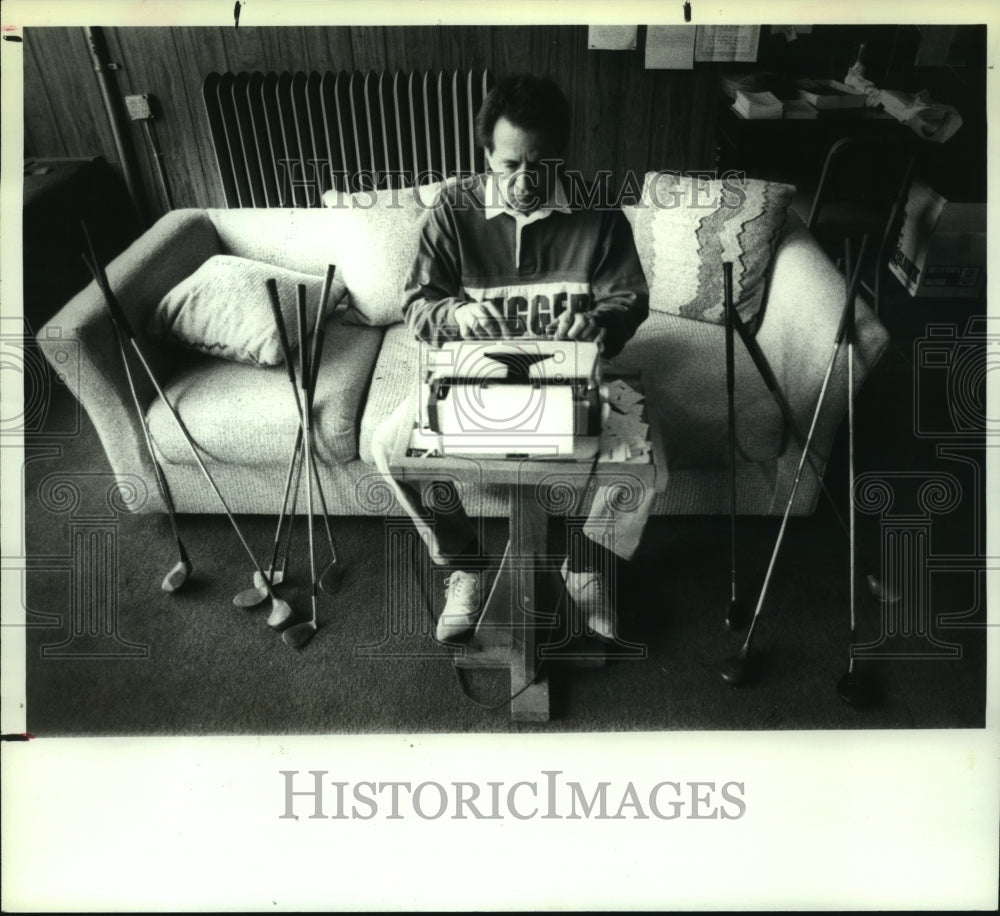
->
<box><xmin>483</xmin><ymin>172</ymin><xmax>572</xmax><ymax>221</ymax></box>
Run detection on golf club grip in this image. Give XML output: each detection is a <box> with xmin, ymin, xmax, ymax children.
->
<box><xmin>80</xmin><ymin>222</ymin><xmax>124</xmax><ymax>326</ymax></box>
<box><xmin>80</xmin><ymin>224</ymin><xmax>133</xmax><ymax>336</ymax></box>
<box><xmin>312</xmin><ymin>264</ymin><xmax>337</xmax><ymax>342</ymax></box>
<box><xmin>723</xmin><ymin>261</ymin><xmax>737</xmax><ymax>598</ymax></box>
<box><xmin>723</xmin><ymin>261</ymin><xmax>735</xmax><ymax>399</ymax></box>
<box><xmin>297</xmin><ymin>285</ymin><xmax>309</xmax><ymax>393</ymax></box>
<box><xmin>843</xmin><ymin>238</ymin><xmax>857</xmax><ymax>347</ymax></box>
<box><xmin>308</xmin><ymin>265</ymin><xmax>337</xmax><ymax>405</ymax></box>
<box><xmin>832</xmin><ymin>234</ymin><xmax>869</xmax><ymax>347</ymax></box>
<box><xmin>265</xmin><ymin>279</ymin><xmax>298</xmax><ymax>388</ymax></box>
<box><xmin>80</xmin><ymin>251</ymin><xmax>135</xmax><ymax>342</ymax></box>
<box><xmin>113</xmin><ymin>322</ymin><xmax>183</xmax><ymax>525</ymax></box>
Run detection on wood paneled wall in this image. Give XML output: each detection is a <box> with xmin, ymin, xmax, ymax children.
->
<box><xmin>23</xmin><ymin>25</ymin><xmax>720</xmax><ymax>222</ymax></box>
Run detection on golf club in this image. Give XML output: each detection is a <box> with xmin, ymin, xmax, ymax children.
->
<box><xmin>265</xmin><ymin>273</ymin><xmax>344</xmax><ymax>594</ymax></box>
<box><xmin>837</xmin><ymin>239</ymin><xmax>877</xmax><ymax>707</ymax></box>
<box><xmin>81</xmin><ymin>228</ymin><xmax>192</xmax><ymax>593</ymax></box>
<box><xmin>281</xmin><ymin>286</ymin><xmax>320</xmax><ymax>649</ymax></box>
<box><xmin>79</xmin><ymin>244</ymin><xmax>293</xmax><ymax>629</ymax></box>
<box><xmin>232</xmin><ymin>431</ymin><xmax>303</xmax><ymax>607</ymax></box>
<box><xmin>724</xmin><ymin>273</ymin><xmax>896</xmax><ymax>607</ymax></box>
<box><xmin>303</xmin><ymin>284</ymin><xmax>345</xmax><ymax>593</ymax></box>
<box><xmin>721</xmin><ymin>235</ymin><xmax>868</xmax><ymax>686</ymax></box>
<box><xmin>722</xmin><ymin>261</ymin><xmax>749</xmax><ymax>631</ymax></box>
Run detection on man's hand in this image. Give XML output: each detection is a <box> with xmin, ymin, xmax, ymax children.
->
<box><xmin>454</xmin><ymin>301</ymin><xmax>507</xmax><ymax>339</ymax></box>
<box><xmin>546</xmin><ymin>310</ymin><xmax>606</xmax><ymax>349</ymax></box>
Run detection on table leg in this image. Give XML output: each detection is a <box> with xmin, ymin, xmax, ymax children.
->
<box><xmin>452</xmin><ymin>483</ymin><xmax>552</xmax><ymax>720</ymax></box>
<box><xmin>508</xmin><ymin>482</ymin><xmax>551</xmax><ymax>721</ymax></box>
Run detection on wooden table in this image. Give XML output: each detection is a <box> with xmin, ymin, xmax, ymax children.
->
<box><xmin>388</xmin><ymin>381</ymin><xmax>656</xmax><ymax>721</ymax></box>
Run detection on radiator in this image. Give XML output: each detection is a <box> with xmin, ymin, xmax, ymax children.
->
<box><xmin>203</xmin><ymin>70</ymin><xmax>493</xmax><ymax>208</ymax></box>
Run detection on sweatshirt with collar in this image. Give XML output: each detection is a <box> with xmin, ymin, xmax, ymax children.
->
<box><xmin>402</xmin><ymin>173</ymin><xmax>649</xmax><ymax>359</ymax></box>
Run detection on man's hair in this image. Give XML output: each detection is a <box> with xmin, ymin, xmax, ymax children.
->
<box><xmin>475</xmin><ymin>75</ymin><xmax>571</xmax><ymax>153</ymax></box>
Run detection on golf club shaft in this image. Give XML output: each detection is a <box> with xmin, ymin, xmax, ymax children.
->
<box><xmin>280</xmin><ymin>433</ymin><xmax>305</xmax><ymax>570</ymax></box>
<box><xmin>846</xmin><ymin>239</ymin><xmax>858</xmax><ymax>673</ymax></box>
<box><xmin>723</xmin><ymin>261</ymin><xmax>737</xmax><ymax>604</ymax></box>
<box><xmin>266</xmin><ymin>425</ymin><xmax>305</xmax><ymax>578</ymax></box>
<box><xmin>80</xmin><ymin>249</ymin><xmax>277</xmax><ymax>599</ymax></box>
<box><xmin>80</xmin><ymin>229</ymin><xmax>185</xmax><ymax>552</ymax></box>
<box><xmin>110</xmin><ymin>307</ymin><xmax>188</xmax><ymax>564</ymax></box>
<box><xmin>268</xmin><ymin>267</ymin><xmax>340</xmax><ymax>566</ymax></box>
<box><xmin>728</xmin><ymin>237</ymin><xmax>869</xmax><ymax>530</ymax></box>
<box><xmin>741</xmin><ymin>241</ymin><xmax>868</xmax><ymax>649</ymax></box>
<box><xmin>298</xmin><ymin>287</ymin><xmax>319</xmax><ymax>623</ymax></box>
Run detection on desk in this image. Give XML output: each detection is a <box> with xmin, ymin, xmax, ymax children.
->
<box><xmin>388</xmin><ymin>380</ymin><xmax>657</xmax><ymax>722</ymax></box>
<box><xmin>716</xmin><ymin>103</ymin><xmax>909</xmax><ymax>190</ymax></box>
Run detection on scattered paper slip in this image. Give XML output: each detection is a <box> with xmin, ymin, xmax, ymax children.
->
<box><xmin>606</xmin><ymin>378</ymin><xmax>645</xmax><ymax>412</ymax></box>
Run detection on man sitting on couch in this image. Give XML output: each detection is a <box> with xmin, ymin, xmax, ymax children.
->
<box><xmin>371</xmin><ymin>74</ymin><xmax>652</xmax><ymax>644</ymax></box>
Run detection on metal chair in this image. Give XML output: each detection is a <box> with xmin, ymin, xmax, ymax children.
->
<box><xmin>803</xmin><ymin>135</ymin><xmax>918</xmax><ymax>317</ymax></box>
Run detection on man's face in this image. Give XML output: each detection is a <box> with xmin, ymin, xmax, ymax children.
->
<box><xmin>485</xmin><ymin>116</ymin><xmax>562</xmax><ymax>214</ymax></box>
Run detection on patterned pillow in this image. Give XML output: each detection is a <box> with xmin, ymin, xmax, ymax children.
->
<box><xmin>148</xmin><ymin>255</ymin><xmax>345</xmax><ymax>367</ymax></box>
<box><xmin>323</xmin><ymin>178</ymin><xmax>456</xmax><ymax>326</ymax></box>
<box><xmin>621</xmin><ymin>172</ymin><xmax>795</xmax><ymax>331</ymax></box>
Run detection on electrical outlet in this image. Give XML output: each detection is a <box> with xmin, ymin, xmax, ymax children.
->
<box><xmin>125</xmin><ymin>94</ymin><xmax>152</xmax><ymax>120</ymax></box>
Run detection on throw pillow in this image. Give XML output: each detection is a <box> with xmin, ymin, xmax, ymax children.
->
<box><xmin>148</xmin><ymin>255</ymin><xmax>346</xmax><ymax>367</ymax></box>
<box><xmin>621</xmin><ymin>171</ymin><xmax>795</xmax><ymax>332</ymax></box>
<box><xmin>323</xmin><ymin>178</ymin><xmax>456</xmax><ymax>326</ymax></box>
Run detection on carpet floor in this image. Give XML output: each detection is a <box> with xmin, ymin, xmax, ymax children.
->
<box><xmin>18</xmin><ymin>340</ymin><xmax>988</xmax><ymax>734</ymax></box>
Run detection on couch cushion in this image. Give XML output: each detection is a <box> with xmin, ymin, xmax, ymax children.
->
<box><xmin>206</xmin><ymin>208</ymin><xmax>355</xmax><ymax>276</ymax></box>
<box><xmin>147</xmin><ymin>318</ymin><xmax>383</xmax><ymax>468</ymax></box>
<box><xmin>614</xmin><ymin>311</ymin><xmax>785</xmax><ymax>468</ymax></box>
<box><xmin>621</xmin><ymin>172</ymin><xmax>795</xmax><ymax>332</ymax></box>
<box><xmin>325</xmin><ymin>179</ymin><xmax>456</xmax><ymax>327</ymax></box>
<box><xmin>358</xmin><ymin>323</ymin><xmax>422</xmax><ymax>464</ymax></box>
<box><xmin>147</xmin><ymin>255</ymin><xmax>347</xmax><ymax>367</ymax></box>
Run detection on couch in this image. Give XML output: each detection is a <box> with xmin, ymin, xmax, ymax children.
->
<box><xmin>38</xmin><ymin>176</ymin><xmax>890</xmax><ymax>519</ymax></box>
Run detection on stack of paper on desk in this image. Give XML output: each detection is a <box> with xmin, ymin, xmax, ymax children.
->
<box><xmin>733</xmin><ymin>90</ymin><xmax>783</xmax><ymax>119</ymax></box>
<box><xmin>599</xmin><ymin>380</ymin><xmax>650</xmax><ymax>463</ymax></box>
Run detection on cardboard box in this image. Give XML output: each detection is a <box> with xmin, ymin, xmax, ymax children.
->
<box><xmin>889</xmin><ymin>181</ymin><xmax>986</xmax><ymax>298</ymax></box>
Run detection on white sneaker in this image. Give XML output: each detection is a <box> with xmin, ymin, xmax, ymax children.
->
<box><xmin>561</xmin><ymin>559</ymin><xmax>617</xmax><ymax>642</ymax></box>
<box><xmin>436</xmin><ymin>569</ymin><xmax>483</xmax><ymax>642</ymax></box>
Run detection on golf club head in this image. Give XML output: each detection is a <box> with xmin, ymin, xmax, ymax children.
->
<box><xmin>266</xmin><ymin>597</ymin><xmax>295</xmax><ymax>630</ymax></box>
<box><xmin>724</xmin><ymin>597</ymin><xmax>751</xmax><ymax>632</ymax></box>
<box><xmin>232</xmin><ymin>586</ymin><xmax>267</xmax><ymax>608</ymax></box>
<box><xmin>866</xmin><ymin>573</ymin><xmax>900</xmax><ymax>605</ymax></box>
<box><xmin>837</xmin><ymin>669</ymin><xmax>878</xmax><ymax>708</ymax></box>
<box><xmin>254</xmin><ymin>567</ymin><xmax>285</xmax><ymax>589</ymax></box>
<box><xmin>720</xmin><ymin>647</ymin><xmax>750</xmax><ymax>685</ymax></box>
<box><xmin>318</xmin><ymin>561</ymin><xmax>344</xmax><ymax>594</ymax></box>
<box><xmin>281</xmin><ymin>620</ymin><xmax>318</xmax><ymax>649</ymax></box>
<box><xmin>161</xmin><ymin>559</ymin><xmax>192</xmax><ymax>593</ymax></box>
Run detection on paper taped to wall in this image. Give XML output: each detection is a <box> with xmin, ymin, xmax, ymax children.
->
<box><xmin>645</xmin><ymin>25</ymin><xmax>695</xmax><ymax>69</ymax></box>
<box><xmin>694</xmin><ymin>25</ymin><xmax>760</xmax><ymax>62</ymax></box>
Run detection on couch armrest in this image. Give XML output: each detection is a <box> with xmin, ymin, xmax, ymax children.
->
<box><xmin>37</xmin><ymin>210</ymin><xmax>222</xmax><ymax>510</ymax></box>
<box><xmin>755</xmin><ymin>211</ymin><xmax>890</xmax><ymax>464</ymax></box>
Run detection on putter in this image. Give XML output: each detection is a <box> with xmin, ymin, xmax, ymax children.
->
<box><xmin>837</xmin><ymin>240</ymin><xmax>877</xmax><ymax>707</ymax></box>
<box><xmin>724</xmin><ymin>269</ymin><xmax>896</xmax><ymax>607</ymax></box>
<box><xmin>79</xmin><ymin>244</ymin><xmax>293</xmax><ymax>629</ymax></box>
<box><xmin>722</xmin><ymin>262</ymin><xmax>749</xmax><ymax>631</ymax></box>
<box><xmin>281</xmin><ymin>286</ymin><xmax>320</xmax><ymax>649</ymax></box>
<box><xmin>721</xmin><ymin>235</ymin><xmax>869</xmax><ymax>686</ymax></box>
<box><xmin>81</xmin><ymin>228</ymin><xmax>192</xmax><ymax>593</ymax></box>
